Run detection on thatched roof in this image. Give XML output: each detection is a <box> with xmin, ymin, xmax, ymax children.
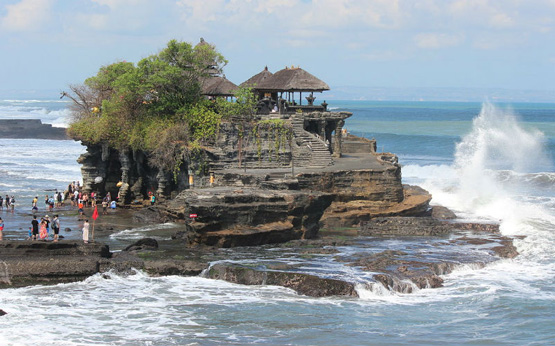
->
<box><xmin>240</xmin><ymin>66</ymin><xmax>274</xmax><ymax>88</ymax></box>
<box><xmin>256</xmin><ymin>66</ymin><xmax>330</xmax><ymax>92</ymax></box>
<box><xmin>201</xmin><ymin>76</ymin><xmax>238</xmax><ymax>96</ymax></box>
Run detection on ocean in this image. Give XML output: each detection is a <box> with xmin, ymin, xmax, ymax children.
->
<box><xmin>0</xmin><ymin>98</ymin><xmax>554</xmax><ymax>345</ymax></box>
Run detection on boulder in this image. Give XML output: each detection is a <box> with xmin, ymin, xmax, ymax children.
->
<box><xmin>123</xmin><ymin>238</ymin><xmax>159</xmax><ymax>252</ymax></box>
<box><xmin>431</xmin><ymin>205</ymin><xmax>457</xmax><ymax>219</ymax></box>
<box><xmin>207</xmin><ymin>263</ymin><xmax>358</xmax><ymax>297</ymax></box>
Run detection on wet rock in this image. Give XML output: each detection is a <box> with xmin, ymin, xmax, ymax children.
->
<box><xmin>360</xmin><ymin>216</ymin><xmax>451</xmax><ymax>236</ymax></box>
<box><xmin>0</xmin><ymin>309</ymin><xmax>6</xmax><ymax>316</ymax></box>
<box><xmin>144</xmin><ymin>260</ymin><xmax>208</xmax><ymax>276</ymax></box>
<box><xmin>0</xmin><ymin>241</ymin><xmax>111</xmax><ymax>287</ymax></box>
<box><xmin>341</xmin><ymin>249</ymin><xmax>457</xmax><ymax>292</ymax></box>
<box><xmin>449</xmin><ymin>222</ymin><xmax>500</xmax><ymax>233</ymax></box>
<box><xmin>123</xmin><ymin>238</ymin><xmax>159</xmax><ymax>252</ymax></box>
<box><xmin>431</xmin><ymin>205</ymin><xmax>457</xmax><ymax>219</ymax></box>
<box><xmin>207</xmin><ymin>263</ymin><xmax>358</xmax><ymax>297</ymax></box>
<box><xmin>491</xmin><ymin>239</ymin><xmax>519</xmax><ymax>258</ymax></box>
<box><xmin>133</xmin><ymin>206</ymin><xmax>166</xmax><ymax>224</ymax></box>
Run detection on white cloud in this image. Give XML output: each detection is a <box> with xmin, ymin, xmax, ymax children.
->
<box><xmin>414</xmin><ymin>32</ymin><xmax>464</xmax><ymax>49</ymax></box>
<box><xmin>0</xmin><ymin>0</ymin><xmax>53</xmax><ymax>32</ymax></box>
<box><xmin>66</xmin><ymin>0</ymin><xmax>175</xmax><ymax>37</ymax></box>
<box><xmin>489</xmin><ymin>13</ymin><xmax>514</xmax><ymax>28</ymax></box>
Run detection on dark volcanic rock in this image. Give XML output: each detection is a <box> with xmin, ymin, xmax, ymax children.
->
<box><xmin>0</xmin><ymin>309</ymin><xmax>6</xmax><ymax>316</ymax></box>
<box><xmin>344</xmin><ymin>249</ymin><xmax>454</xmax><ymax>292</ymax></box>
<box><xmin>0</xmin><ymin>241</ymin><xmax>111</xmax><ymax>287</ymax></box>
<box><xmin>133</xmin><ymin>206</ymin><xmax>166</xmax><ymax>224</ymax></box>
<box><xmin>123</xmin><ymin>238</ymin><xmax>159</xmax><ymax>252</ymax></box>
<box><xmin>207</xmin><ymin>263</ymin><xmax>358</xmax><ymax>297</ymax></box>
<box><xmin>0</xmin><ymin>119</ymin><xmax>69</xmax><ymax>140</ymax></box>
<box><xmin>144</xmin><ymin>260</ymin><xmax>207</xmax><ymax>276</ymax></box>
<box><xmin>450</xmin><ymin>222</ymin><xmax>500</xmax><ymax>233</ymax></box>
<box><xmin>360</xmin><ymin>216</ymin><xmax>451</xmax><ymax>236</ymax></box>
<box><xmin>491</xmin><ymin>239</ymin><xmax>519</xmax><ymax>258</ymax></box>
<box><xmin>431</xmin><ymin>205</ymin><xmax>457</xmax><ymax>219</ymax></box>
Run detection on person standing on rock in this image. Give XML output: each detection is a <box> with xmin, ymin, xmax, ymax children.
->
<box><xmin>102</xmin><ymin>197</ymin><xmax>108</xmax><ymax>215</ymax></box>
<box><xmin>31</xmin><ymin>216</ymin><xmax>39</xmax><ymax>240</ymax></box>
<box><xmin>52</xmin><ymin>215</ymin><xmax>60</xmax><ymax>242</ymax></box>
<box><xmin>82</xmin><ymin>219</ymin><xmax>90</xmax><ymax>244</ymax></box>
<box><xmin>39</xmin><ymin>218</ymin><xmax>48</xmax><ymax>240</ymax></box>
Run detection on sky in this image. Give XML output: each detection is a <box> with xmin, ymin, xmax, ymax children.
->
<box><xmin>1</xmin><ymin>0</ymin><xmax>555</xmax><ymax>101</ymax></box>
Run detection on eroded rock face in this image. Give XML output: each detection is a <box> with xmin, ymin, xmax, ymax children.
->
<box><xmin>297</xmin><ymin>167</ymin><xmax>404</xmax><ymax>203</ymax></box>
<box><xmin>161</xmin><ymin>187</ymin><xmax>335</xmax><ymax>247</ymax></box>
<box><xmin>322</xmin><ymin>185</ymin><xmax>432</xmax><ymax>229</ymax></box>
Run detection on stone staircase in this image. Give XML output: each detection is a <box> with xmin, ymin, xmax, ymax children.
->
<box><xmin>291</xmin><ymin>116</ymin><xmax>333</xmax><ymax>168</ymax></box>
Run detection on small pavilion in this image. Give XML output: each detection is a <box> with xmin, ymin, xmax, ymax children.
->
<box><xmin>242</xmin><ymin>66</ymin><xmax>330</xmax><ymax>115</ymax></box>
<box><xmin>201</xmin><ymin>75</ymin><xmax>238</xmax><ymax>100</ymax></box>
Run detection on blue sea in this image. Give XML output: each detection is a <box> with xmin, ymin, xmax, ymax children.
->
<box><xmin>0</xmin><ymin>98</ymin><xmax>554</xmax><ymax>345</ymax></box>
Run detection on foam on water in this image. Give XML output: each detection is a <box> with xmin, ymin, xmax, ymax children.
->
<box><xmin>0</xmin><ymin>100</ymin><xmax>72</xmax><ymax>128</ymax></box>
<box><xmin>405</xmin><ymin>102</ymin><xmax>555</xmax><ymax>292</ymax></box>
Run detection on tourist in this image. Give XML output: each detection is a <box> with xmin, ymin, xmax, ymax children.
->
<box><xmin>82</xmin><ymin>219</ymin><xmax>89</xmax><ymax>243</ymax></box>
<box><xmin>102</xmin><ymin>197</ymin><xmax>108</xmax><ymax>215</ymax></box>
<box><xmin>27</xmin><ymin>227</ymin><xmax>32</xmax><ymax>240</ymax></box>
<box><xmin>44</xmin><ymin>195</ymin><xmax>49</xmax><ymax>210</ymax></box>
<box><xmin>44</xmin><ymin>215</ymin><xmax>51</xmax><ymax>235</ymax></box>
<box><xmin>39</xmin><ymin>218</ymin><xmax>48</xmax><ymax>240</ymax></box>
<box><xmin>56</xmin><ymin>192</ymin><xmax>63</xmax><ymax>207</ymax></box>
<box><xmin>0</xmin><ymin>217</ymin><xmax>4</xmax><ymax>241</ymax></box>
<box><xmin>78</xmin><ymin>201</ymin><xmax>84</xmax><ymax>216</ymax></box>
<box><xmin>150</xmin><ymin>193</ymin><xmax>156</xmax><ymax>205</ymax></box>
<box><xmin>52</xmin><ymin>215</ymin><xmax>60</xmax><ymax>242</ymax></box>
<box><xmin>48</xmin><ymin>196</ymin><xmax>55</xmax><ymax>211</ymax></box>
<box><xmin>10</xmin><ymin>196</ymin><xmax>15</xmax><ymax>213</ymax></box>
<box><xmin>31</xmin><ymin>216</ymin><xmax>39</xmax><ymax>240</ymax></box>
<box><xmin>0</xmin><ymin>195</ymin><xmax>3</xmax><ymax>211</ymax></box>
<box><xmin>32</xmin><ymin>196</ymin><xmax>38</xmax><ymax>213</ymax></box>
<box><xmin>91</xmin><ymin>192</ymin><xmax>96</xmax><ymax>208</ymax></box>
<box><xmin>4</xmin><ymin>195</ymin><xmax>10</xmax><ymax>209</ymax></box>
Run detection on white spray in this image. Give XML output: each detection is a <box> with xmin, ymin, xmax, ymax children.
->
<box><xmin>424</xmin><ymin>102</ymin><xmax>555</xmax><ymax>264</ymax></box>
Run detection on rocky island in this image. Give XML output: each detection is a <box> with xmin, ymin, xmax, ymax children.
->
<box><xmin>0</xmin><ymin>39</ymin><xmax>521</xmax><ymax>298</ymax></box>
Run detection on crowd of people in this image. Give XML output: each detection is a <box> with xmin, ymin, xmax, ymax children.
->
<box><xmin>0</xmin><ymin>181</ymin><xmax>121</xmax><ymax>243</ymax></box>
